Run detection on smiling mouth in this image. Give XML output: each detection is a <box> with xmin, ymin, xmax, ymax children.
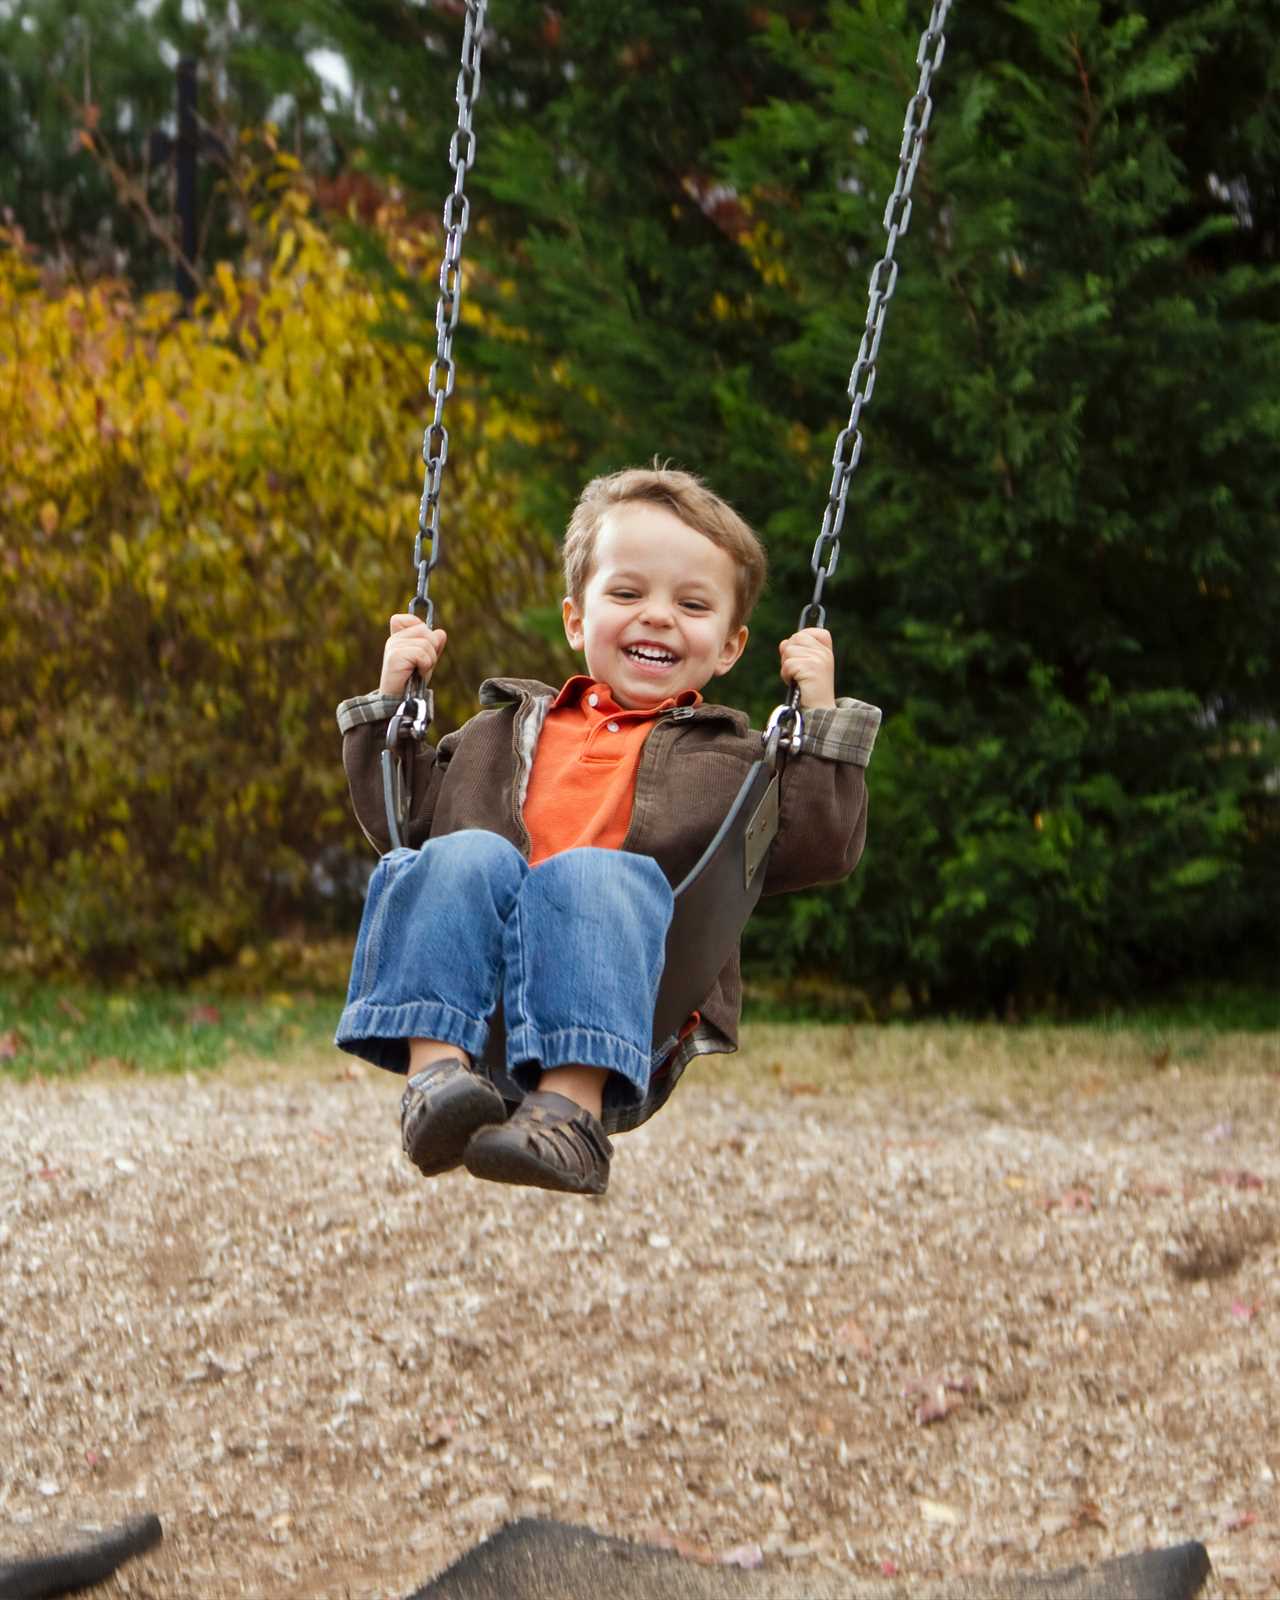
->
<box><xmin>624</xmin><ymin>646</ymin><xmax>679</xmax><ymax>667</ymax></box>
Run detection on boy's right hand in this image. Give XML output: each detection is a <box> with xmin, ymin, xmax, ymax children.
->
<box><xmin>379</xmin><ymin>614</ymin><xmax>448</xmax><ymax>698</ymax></box>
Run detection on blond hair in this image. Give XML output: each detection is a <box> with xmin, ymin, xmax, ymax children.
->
<box><xmin>562</xmin><ymin>465</ymin><xmax>767</xmax><ymax>631</ymax></box>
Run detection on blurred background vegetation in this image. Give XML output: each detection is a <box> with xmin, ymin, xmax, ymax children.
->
<box><xmin>2</xmin><ymin>0</ymin><xmax>1277</xmax><ymax>1017</ymax></box>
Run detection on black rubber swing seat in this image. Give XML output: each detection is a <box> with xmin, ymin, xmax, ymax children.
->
<box><xmin>0</xmin><ymin>1514</ymin><xmax>1212</xmax><ymax>1599</ymax></box>
<box><xmin>407</xmin><ymin>1517</ymin><xmax>1213</xmax><ymax>1600</ymax></box>
<box><xmin>479</xmin><ymin>755</ymin><xmax>780</xmax><ymax>1094</ymax></box>
<box><xmin>0</xmin><ymin>1514</ymin><xmax>162</xmax><ymax>1599</ymax></box>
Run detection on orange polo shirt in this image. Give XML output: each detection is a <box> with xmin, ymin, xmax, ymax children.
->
<box><xmin>523</xmin><ymin>676</ymin><xmax>701</xmax><ymax>867</ymax></box>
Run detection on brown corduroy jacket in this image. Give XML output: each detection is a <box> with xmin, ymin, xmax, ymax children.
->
<box><xmin>337</xmin><ymin>677</ymin><xmax>881</xmax><ymax>1128</ymax></box>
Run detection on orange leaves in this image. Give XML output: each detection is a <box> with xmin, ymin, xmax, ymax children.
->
<box><xmin>1213</xmin><ymin>1169</ymin><xmax>1265</xmax><ymax>1191</ymax></box>
<box><xmin>0</xmin><ymin>156</ymin><xmax>556</xmax><ymax>977</ymax></box>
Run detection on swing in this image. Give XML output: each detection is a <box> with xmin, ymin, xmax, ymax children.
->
<box><xmin>380</xmin><ymin>0</ymin><xmax>950</xmax><ymax>1067</ymax></box>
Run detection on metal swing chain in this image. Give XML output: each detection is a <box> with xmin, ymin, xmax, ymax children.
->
<box><xmin>411</xmin><ymin>0</ymin><xmax>488</xmax><ymax>639</ymax></box>
<box><xmin>382</xmin><ymin>0</ymin><xmax>488</xmax><ymax>849</ymax></box>
<box><xmin>769</xmin><ymin>0</ymin><xmax>951</xmax><ymax>757</ymax></box>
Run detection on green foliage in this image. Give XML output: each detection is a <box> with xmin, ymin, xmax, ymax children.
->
<box><xmin>395</xmin><ymin>0</ymin><xmax>1280</xmax><ymax>1010</ymax></box>
<box><xmin>4</xmin><ymin>2</ymin><xmax>1279</xmax><ymax>1008</ymax></box>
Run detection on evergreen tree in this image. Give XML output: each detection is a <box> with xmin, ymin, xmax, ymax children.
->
<box><xmin>398</xmin><ymin>0</ymin><xmax>1280</xmax><ymax>1009</ymax></box>
<box><xmin>714</xmin><ymin>0</ymin><xmax>1280</xmax><ymax>1008</ymax></box>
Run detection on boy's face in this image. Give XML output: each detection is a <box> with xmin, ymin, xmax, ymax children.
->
<box><xmin>562</xmin><ymin>502</ymin><xmax>749</xmax><ymax>710</ymax></box>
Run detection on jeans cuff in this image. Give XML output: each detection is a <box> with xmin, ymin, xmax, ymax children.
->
<box><xmin>335</xmin><ymin>998</ymin><xmax>491</xmax><ymax>1074</ymax></box>
<box><xmin>505</xmin><ymin>1022</ymin><xmax>650</xmax><ymax>1106</ymax></box>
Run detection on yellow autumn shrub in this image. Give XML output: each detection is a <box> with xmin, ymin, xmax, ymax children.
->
<box><xmin>0</xmin><ymin>158</ymin><xmax>564</xmax><ymax>978</ymax></box>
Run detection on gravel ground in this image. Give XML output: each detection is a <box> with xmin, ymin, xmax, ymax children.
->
<box><xmin>2</xmin><ymin>1027</ymin><xmax>1277</xmax><ymax>1598</ymax></box>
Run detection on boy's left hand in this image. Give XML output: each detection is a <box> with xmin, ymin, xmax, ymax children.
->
<box><xmin>779</xmin><ymin>627</ymin><xmax>837</xmax><ymax>709</ymax></box>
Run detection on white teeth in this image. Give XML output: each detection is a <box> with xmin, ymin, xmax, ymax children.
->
<box><xmin>627</xmin><ymin>646</ymin><xmax>676</xmax><ymax>664</ymax></box>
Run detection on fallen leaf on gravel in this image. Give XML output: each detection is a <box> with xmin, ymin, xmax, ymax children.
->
<box><xmin>1230</xmin><ymin>1298</ymin><xmax>1261</xmax><ymax>1323</ymax></box>
<box><xmin>1214</xmin><ymin>1169</ymin><xmax>1264</xmax><ymax>1190</ymax></box>
<box><xmin>0</xmin><ymin>1029</ymin><xmax>24</xmax><ymax>1061</ymax></box>
<box><xmin>457</xmin><ymin>1493</ymin><xmax>510</xmax><ymax>1526</ymax></box>
<box><xmin>1072</xmin><ymin>1499</ymin><xmax>1106</xmax><ymax>1530</ymax></box>
<box><xmin>904</xmin><ymin>1371</ymin><xmax>975</xmax><ymax>1425</ymax></box>
<box><xmin>919</xmin><ymin>1497</ymin><xmax>962</xmax><ymax>1525</ymax></box>
<box><xmin>834</xmin><ymin>1317</ymin><xmax>874</xmax><ymax>1355</ymax></box>
<box><xmin>1043</xmin><ymin>1186</ymin><xmax>1095</xmax><ymax>1213</ymax></box>
<box><xmin>914</xmin><ymin>1387</ymin><xmax>957</xmax><ymax>1425</ymax></box>
<box><xmin>881</xmin><ymin>1559</ymin><xmax>900</xmax><ymax>1577</ymax></box>
<box><xmin>35</xmin><ymin>1167</ymin><xmax>62</xmax><ymax>1181</ymax></box>
<box><xmin>783</xmin><ymin>1082</ymin><xmax>820</xmax><ymax>1096</ymax></box>
<box><xmin>1224</xmin><ymin>1508</ymin><xmax>1257</xmax><ymax>1532</ymax></box>
<box><xmin>903</xmin><ymin>1371</ymin><xmax>975</xmax><ymax>1398</ymax></box>
<box><xmin>1002</xmin><ymin>1174</ymin><xmax>1026</xmax><ymax>1190</ymax></box>
<box><xmin>641</xmin><ymin>1526</ymin><xmax>719</xmax><ymax>1565</ymax></box>
<box><xmin>719</xmin><ymin>1542</ymin><xmax>764</xmax><ymax>1569</ymax></box>
<box><xmin>422</xmin><ymin>1417</ymin><xmax>456</xmax><ymax>1449</ymax></box>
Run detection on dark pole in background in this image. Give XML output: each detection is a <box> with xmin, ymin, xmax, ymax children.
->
<box><xmin>175</xmin><ymin>58</ymin><xmax>198</xmax><ymax>305</ymax></box>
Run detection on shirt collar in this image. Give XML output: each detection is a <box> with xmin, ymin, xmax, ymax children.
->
<box><xmin>549</xmin><ymin>675</ymin><xmax>703</xmax><ymax>716</ymax></box>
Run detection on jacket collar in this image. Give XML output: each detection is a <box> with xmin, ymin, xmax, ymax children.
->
<box><xmin>477</xmin><ymin>676</ymin><xmax>747</xmax><ymax>728</ymax></box>
<box><xmin>478</xmin><ymin>676</ymin><xmax>559</xmax><ymax>708</ymax></box>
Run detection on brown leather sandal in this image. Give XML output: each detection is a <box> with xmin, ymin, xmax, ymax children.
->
<box><xmin>400</xmin><ymin>1057</ymin><xmax>509</xmax><ymax>1177</ymax></box>
<box><xmin>462</xmin><ymin>1089</ymin><xmax>613</xmax><ymax>1195</ymax></box>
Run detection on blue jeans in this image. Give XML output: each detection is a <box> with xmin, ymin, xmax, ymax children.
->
<box><xmin>336</xmin><ymin>830</ymin><xmax>675</xmax><ymax>1109</ymax></box>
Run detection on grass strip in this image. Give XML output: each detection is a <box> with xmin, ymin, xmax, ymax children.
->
<box><xmin>0</xmin><ymin>985</ymin><xmax>342</xmax><ymax>1081</ymax></box>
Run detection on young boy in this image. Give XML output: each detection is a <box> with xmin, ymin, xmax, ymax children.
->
<box><xmin>335</xmin><ymin>466</ymin><xmax>880</xmax><ymax>1195</ymax></box>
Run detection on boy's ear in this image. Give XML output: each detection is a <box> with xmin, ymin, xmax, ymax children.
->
<box><xmin>714</xmin><ymin>624</ymin><xmax>749</xmax><ymax>677</ymax></box>
<box><xmin>562</xmin><ymin>595</ymin><xmax>585</xmax><ymax>652</ymax></box>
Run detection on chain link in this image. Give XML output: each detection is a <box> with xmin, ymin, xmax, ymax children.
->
<box><xmin>785</xmin><ymin>0</ymin><xmax>951</xmax><ymax>724</ymax></box>
<box><xmin>409</xmin><ymin>0</ymin><xmax>488</xmax><ymax>637</ymax></box>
